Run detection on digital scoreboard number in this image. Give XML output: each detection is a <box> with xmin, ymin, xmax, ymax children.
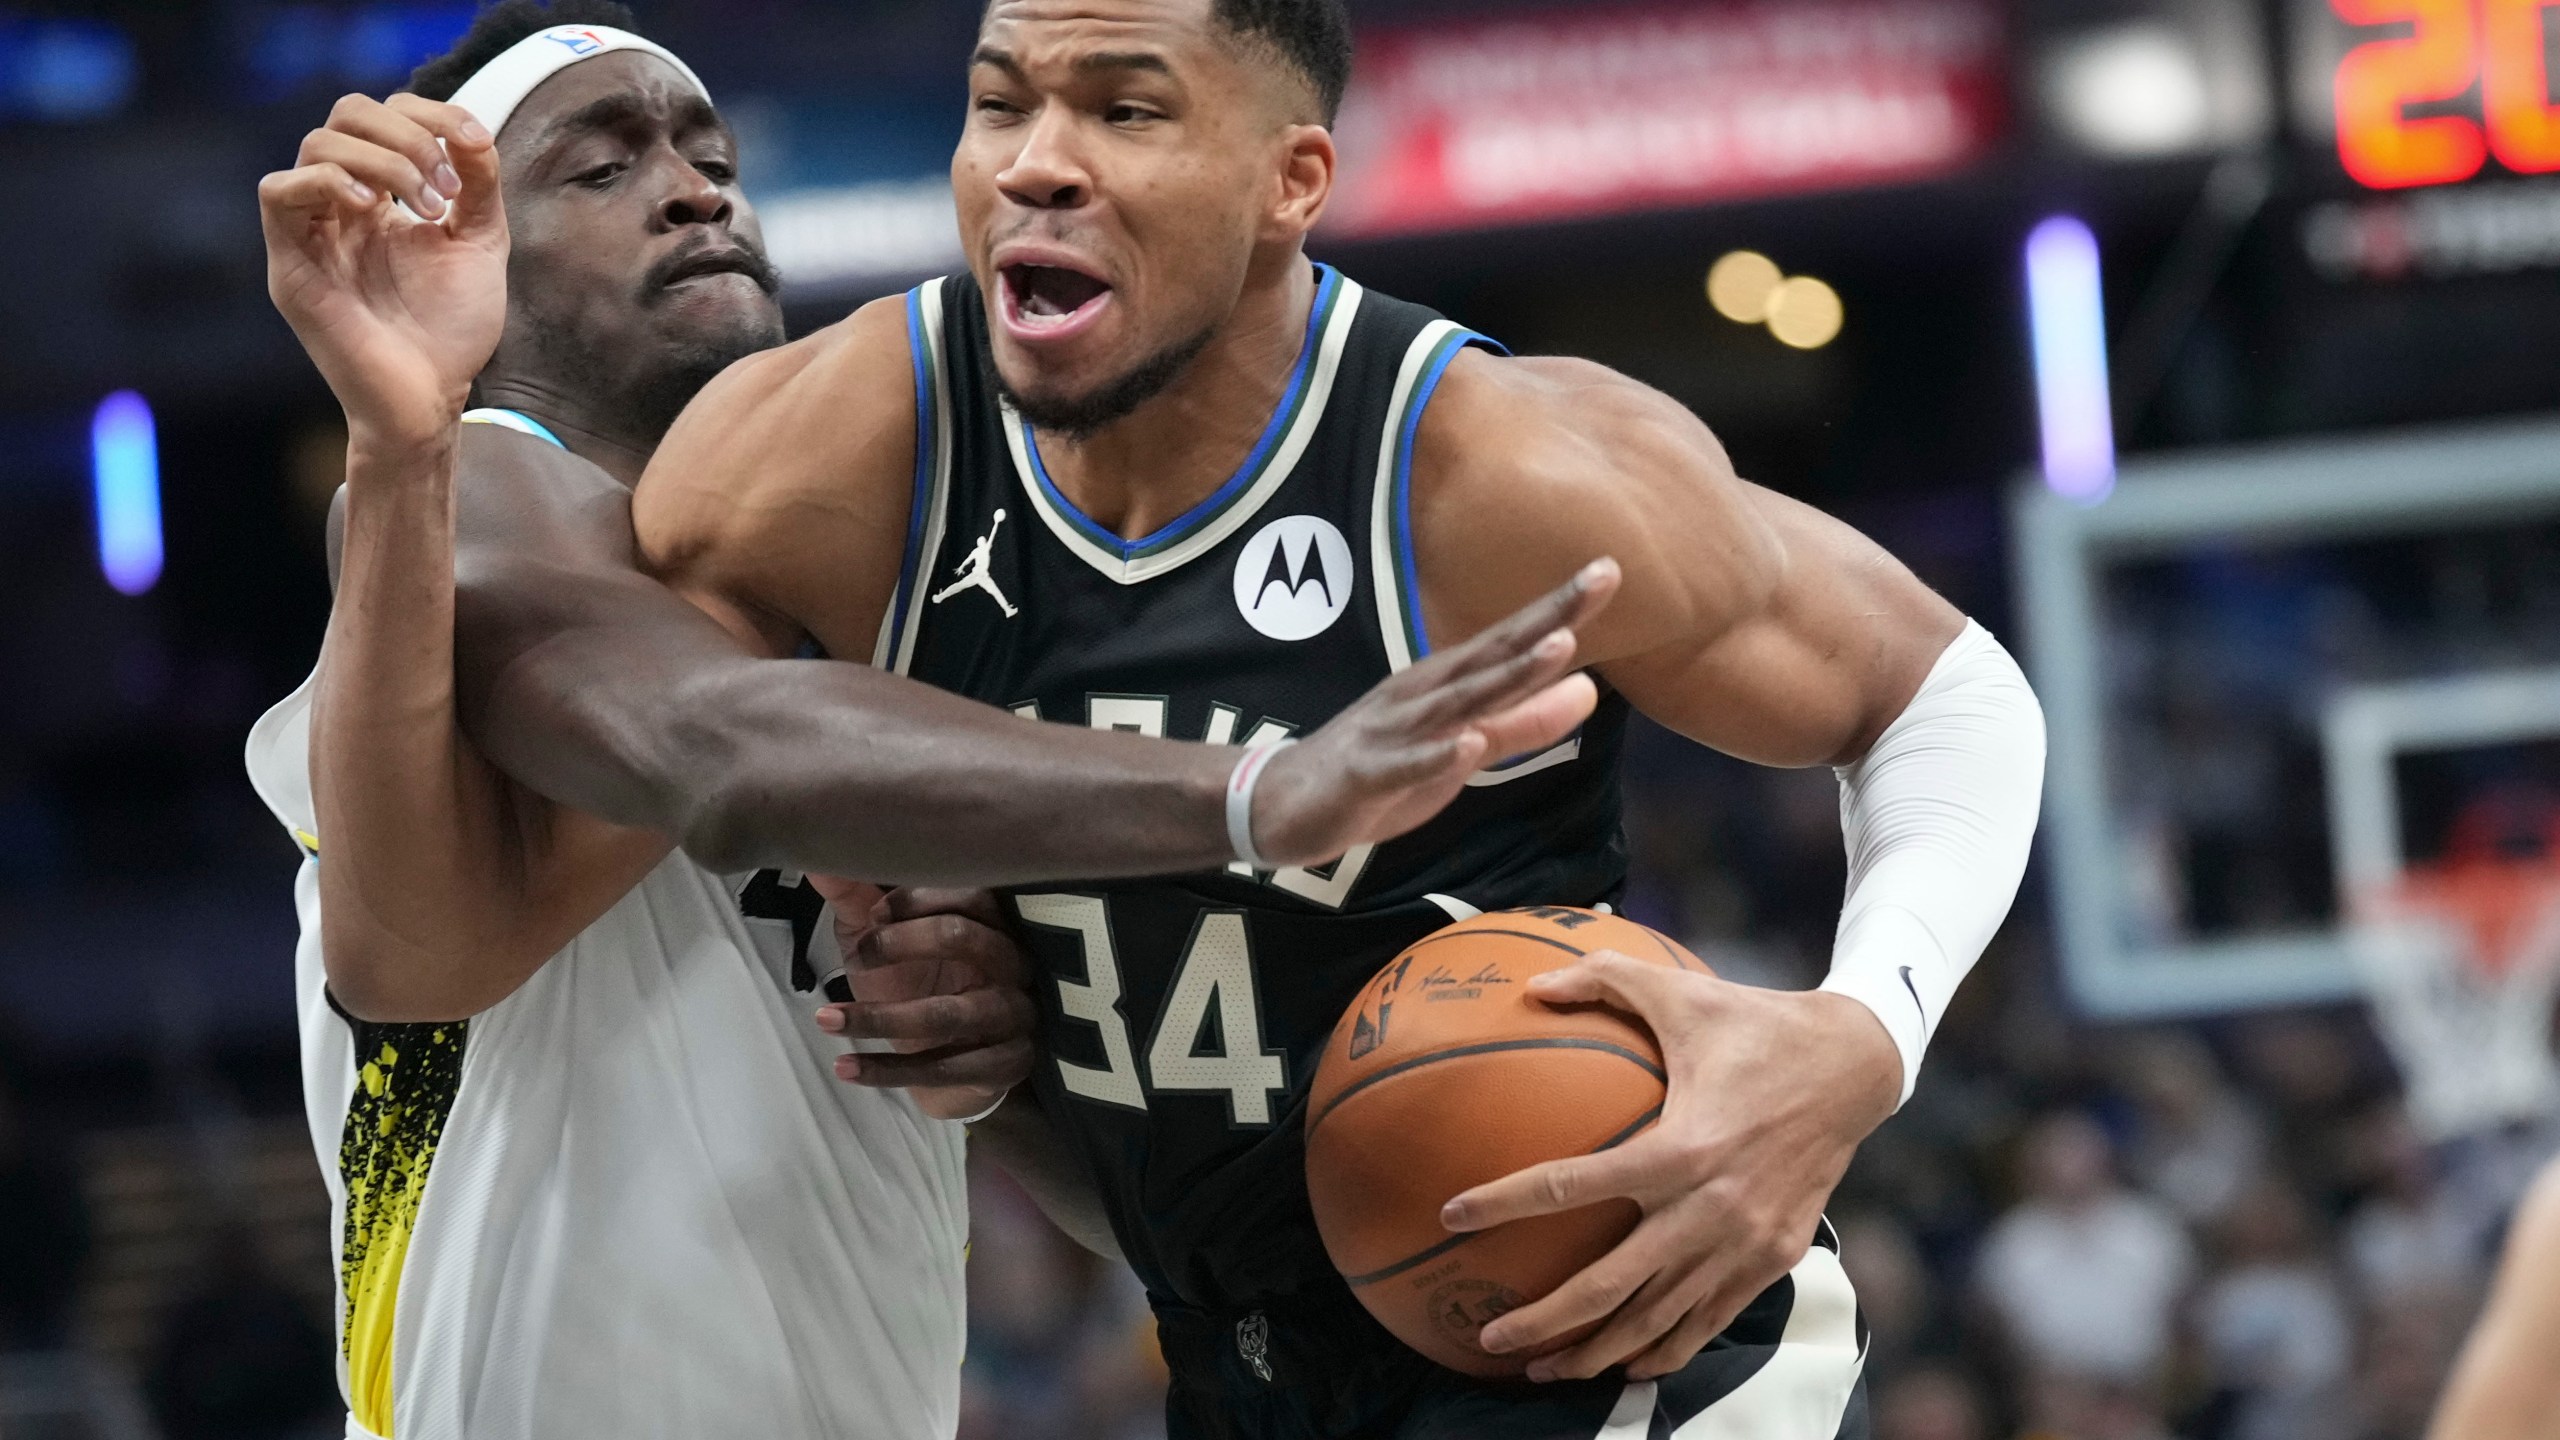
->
<box><xmin>2329</xmin><ymin>0</ymin><xmax>2560</xmax><ymax>188</ymax></box>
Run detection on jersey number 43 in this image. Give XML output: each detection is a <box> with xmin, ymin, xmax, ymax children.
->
<box><xmin>1015</xmin><ymin>894</ymin><xmax>1289</xmax><ymax>1127</ymax></box>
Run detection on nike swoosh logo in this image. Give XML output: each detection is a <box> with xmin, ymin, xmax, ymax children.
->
<box><xmin>1899</xmin><ymin>965</ymin><xmax>1925</xmax><ymax>1020</ymax></box>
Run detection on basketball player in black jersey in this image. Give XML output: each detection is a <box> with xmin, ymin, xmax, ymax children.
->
<box><xmin>633</xmin><ymin>1</ymin><xmax>2046</xmax><ymax>1435</ymax></box>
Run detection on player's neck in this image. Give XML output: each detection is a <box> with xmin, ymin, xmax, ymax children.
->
<box><xmin>1031</xmin><ymin>252</ymin><xmax>1315</xmax><ymax>541</ymax></box>
<box><xmin>473</xmin><ymin>376</ymin><xmax>655</xmax><ymax>487</ymax></box>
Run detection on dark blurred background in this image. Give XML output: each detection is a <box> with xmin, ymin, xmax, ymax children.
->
<box><xmin>6</xmin><ymin>0</ymin><xmax>2560</xmax><ymax>1436</ymax></box>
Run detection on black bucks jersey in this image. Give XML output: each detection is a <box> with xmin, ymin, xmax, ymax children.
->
<box><xmin>889</xmin><ymin>265</ymin><xmax>1632</xmax><ymax>1313</ymax></box>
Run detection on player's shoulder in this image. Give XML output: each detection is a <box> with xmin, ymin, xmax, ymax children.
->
<box><xmin>1416</xmin><ymin>349</ymin><xmax>1739</xmax><ymax>519</ymax></box>
<box><xmin>634</xmin><ymin>294</ymin><xmax>915</xmax><ymax>566</ymax></box>
<box><xmin>673</xmin><ymin>294</ymin><xmax>912</xmax><ymax>443</ymax></box>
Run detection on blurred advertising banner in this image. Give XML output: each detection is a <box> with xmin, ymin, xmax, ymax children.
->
<box><xmin>1323</xmin><ymin>0</ymin><xmax>2008</xmax><ymax>240</ymax></box>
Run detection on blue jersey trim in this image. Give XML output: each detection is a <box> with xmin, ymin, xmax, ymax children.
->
<box><xmin>1393</xmin><ymin>328</ymin><xmax>1507</xmax><ymax>659</ymax></box>
<box><xmin>464</xmin><ymin>408</ymin><xmax>567</xmax><ymax>449</ymax></box>
<box><xmin>884</xmin><ymin>285</ymin><xmax>939</xmax><ymax>662</ymax></box>
<box><xmin>1019</xmin><ymin>264</ymin><xmax>1342</xmax><ymax>562</ymax></box>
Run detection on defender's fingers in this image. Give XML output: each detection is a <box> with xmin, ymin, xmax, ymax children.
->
<box><xmin>1405</xmin><ymin>559</ymin><xmax>1620</xmax><ymax>687</ymax></box>
<box><xmin>878</xmin><ymin>887</ymin><xmax>1010</xmax><ymax>931</ymax></box>
<box><xmin>859</xmin><ymin>912</ymin><xmax>1026</xmax><ymax>988</ymax></box>
<box><xmin>296</xmin><ymin>129</ymin><xmax>453</xmax><ymax>218</ymax></box>
<box><xmin>440</xmin><ymin>120</ymin><xmax>506</xmax><ymax>244</ymax></box>
<box><xmin>1400</xmin><ymin>627</ymin><xmax>1579</xmax><ymax>732</ymax></box>
<box><xmin>382</xmin><ymin>91</ymin><xmax>493</xmax><ymax>153</ymax></box>
<box><xmin>314</xmin><ymin>95</ymin><xmax>456</xmax><ymax>215</ymax></box>
<box><xmin>1458</xmin><ymin>673</ymin><xmax>1599</xmax><ymax>764</ymax></box>
<box><xmin>826</xmin><ymin>988</ymin><xmax>1035</xmax><ymax>1047</ymax></box>
<box><xmin>258</xmin><ymin>164</ymin><xmax>377</xmax><ymax>240</ymax></box>
<box><xmin>839</xmin><ymin>957</ymin><xmax>989</xmax><ymax>1007</ymax></box>
<box><xmin>1440</xmin><ymin>1139</ymin><xmax>1656</xmax><ymax>1231</ymax></box>
<box><xmin>835</xmin><ymin>1039</ymin><xmax>1035</xmax><ymax>1090</ymax></box>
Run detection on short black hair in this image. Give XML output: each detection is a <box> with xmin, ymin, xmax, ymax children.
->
<box><xmin>1211</xmin><ymin>0</ymin><xmax>1354</xmax><ymax>124</ymax></box>
<box><xmin>984</xmin><ymin>0</ymin><xmax>1353</xmax><ymax>123</ymax></box>
<box><xmin>406</xmin><ymin>0</ymin><xmax>643</xmax><ymax>103</ymax></box>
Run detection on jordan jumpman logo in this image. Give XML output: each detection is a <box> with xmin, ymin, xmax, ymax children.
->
<box><xmin>931</xmin><ymin>509</ymin><xmax>1019</xmax><ymax>618</ymax></box>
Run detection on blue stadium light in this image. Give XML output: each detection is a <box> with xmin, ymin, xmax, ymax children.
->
<box><xmin>2026</xmin><ymin>216</ymin><xmax>2116</xmax><ymax>504</ymax></box>
<box><xmin>0</xmin><ymin>17</ymin><xmax>139</xmax><ymax>122</ymax></box>
<box><xmin>91</xmin><ymin>391</ymin><xmax>163</xmax><ymax>597</ymax></box>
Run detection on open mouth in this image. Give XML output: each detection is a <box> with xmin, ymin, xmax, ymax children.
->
<box><xmin>1001</xmin><ymin>262</ymin><xmax>1113</xmax><ymax>333</ymax></box>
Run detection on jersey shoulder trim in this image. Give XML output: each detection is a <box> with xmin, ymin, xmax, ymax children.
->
<box><xmin>459</xmin><ymin>407</ymin><xmax>567</xmax><ymax>449</ymax></box>
<box><xmin>876</xmin><ymin>278</ymin><xmax>958</xmax><ymax>671</ymax></box>
<box><xmin>1004</xmin><ymin>265</ymin><xmax>1365</xmax><ymax>586</ymax></box>
<box><xmin>1368</xmin><ymin>323</ymin><xmax>1507</xmax><ymax>670</ymax></box>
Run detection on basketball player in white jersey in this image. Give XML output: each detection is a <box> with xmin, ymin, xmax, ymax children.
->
<box><xmin>250</xmin><ymin>5</ymin><xmax>1613</xmax><ymax>1436</ymax></box>
<box><xmin>2429</xmin><ymin>1156</ymin><xmax>2560</xmax><ymax>1438</ymax></box>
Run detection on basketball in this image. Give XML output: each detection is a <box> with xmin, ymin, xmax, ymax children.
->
<box><xmin>1304</xmin><ymin>907</ymin><xmax>1710</xmax><ymax>1377</ymax></box>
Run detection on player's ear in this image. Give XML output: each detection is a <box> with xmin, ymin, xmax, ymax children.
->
<box><xmin>1266</xmin><ymin>122</ymin><xmax>1334</xmax><ymax>241</ymax></box>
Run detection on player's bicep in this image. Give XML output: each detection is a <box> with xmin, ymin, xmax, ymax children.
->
<box><xmin>1605</xmin><ymin>483</ymin><xmax>1962</xmax><ymax>768</ymax></box>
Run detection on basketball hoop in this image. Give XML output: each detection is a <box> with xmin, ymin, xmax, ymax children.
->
<box><xmin>2349</xmin><ymin>807</ymin><xmax>2560</xmax><ymax>1142</ymax></box>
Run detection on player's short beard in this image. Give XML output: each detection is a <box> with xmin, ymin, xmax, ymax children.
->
<box><xmin>505</xmin><ymin>295</ymin><xmax>785</xmax><ymax>445</ymax></box>
<box><xmin>988</xmin><ymin>322</ymin><xmax>1216</xmax><ymax>442</ymax></box>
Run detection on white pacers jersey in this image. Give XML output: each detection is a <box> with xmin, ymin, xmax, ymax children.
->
<box><xmin>245</xmin><ymin>670</ymin><xmax>968</xmax><ymax>1440</ymax></box>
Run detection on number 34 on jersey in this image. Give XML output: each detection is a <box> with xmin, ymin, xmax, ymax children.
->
<box><xmin>1015</xmin><ymin>894</ymin><xmax>1290</xmax><ymax>1128</ymax></box>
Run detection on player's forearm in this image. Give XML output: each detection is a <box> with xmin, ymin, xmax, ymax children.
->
<box><xmin>314</xmin><ymin>433</ymin><xmax>536</xmax><ymax>1019</ymax></box>
<box><xmin>1818</xmin><ymin>621</ymin><xmax>2045</xmax><ymax>1105</ymax></box>
<box><xmin>511</xmin><ymin>646</ymin><xmax>1241</xmax><ymax>885</ymax></box>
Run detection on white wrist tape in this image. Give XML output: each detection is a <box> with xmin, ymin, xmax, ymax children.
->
<box><xmin>1818</xmin><ymin>621</ymin><xmax>2045</xmax><ymax>1107</ymax></box>
<box><xmin>1227</xmin><ymin>740</ymin><xmax>1296</xmax><ymax>870</ymax></box>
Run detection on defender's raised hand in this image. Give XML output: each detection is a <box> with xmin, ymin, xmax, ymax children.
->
<box><xmin>259</xmin><ymin>93</ymin><xmax>506</xmax><ymax>449</ymax></box>
<box><xmin>1247</xmin><ymin>558</ymin><xmax>1621</xmax><ymax>867</ymax></box>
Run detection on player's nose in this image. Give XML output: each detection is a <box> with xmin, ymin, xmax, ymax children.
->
<box><xmin>996</xmin><ymin>109</ymin><xmax>1089</xmax><ymax>211</ymax></box>
<box><xmin>658</xmin><ymin>162</ymin><xmax>733</xmax><ymax>231</ymax></box>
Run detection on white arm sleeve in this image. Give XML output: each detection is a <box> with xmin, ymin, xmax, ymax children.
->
<box><xmin>1817</xmin><ymin>620</ymin><xmax>2045</xmax><ymax>1106</ymax></box>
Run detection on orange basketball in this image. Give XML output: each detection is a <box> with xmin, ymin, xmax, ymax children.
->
<box><xmin>1304</xmin><ymin>906</ymin><xmax>1707</xmax><ymax>1377</ymax></box>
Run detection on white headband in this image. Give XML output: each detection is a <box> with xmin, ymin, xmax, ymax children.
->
<box><xmin>446</xmin><ymin>24</ymin><xmax>712</xmax><ymax>140</ymax></box>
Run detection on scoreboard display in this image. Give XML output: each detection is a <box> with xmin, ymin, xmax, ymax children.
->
<box><xmin>2315</xmin><ymin>0</ymin><xmax>2560</xmax><ymax>189</ymax></box>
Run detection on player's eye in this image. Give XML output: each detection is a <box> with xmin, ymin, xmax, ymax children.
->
<box><xmin>1106</xmin><ymin>102</ymin><xmax>1162</xmax><ymax>127</ymax></box>
<box><xmin>694</xmin><ymin>159</ymin><xmax>736</xmax><ymax>183</ymax></box>
<box><xmin>573</xmin><ymin>161</ymin><xmax>626</xmax><ymax>188</ymax></box>
<box><xmin>974</xmin><ymin>95</ymin><xmax>1023</xmax><ymax>120</ymax></box>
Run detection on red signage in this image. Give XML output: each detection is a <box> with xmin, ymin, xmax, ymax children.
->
<box><xmin>1322</xmin><ymin>0</ymin><xmax>2008</xmax><ymax>240</ymax></box>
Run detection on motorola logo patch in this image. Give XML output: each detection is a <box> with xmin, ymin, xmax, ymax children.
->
<box><xmin>1233</xmin><ymin>515</ymin><xmax>1353</xmax><ymax>642</ymax></box>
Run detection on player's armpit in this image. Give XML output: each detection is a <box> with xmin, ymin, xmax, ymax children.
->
<box><xmin>1410</xmin><ymin>351</ymin><xmax>1962</xmax><ymax>768</ymax></box>
<box><xmin>631</xmin><ymin>295</ymin><xmax>919</xmax><ymax>663</ymax></box>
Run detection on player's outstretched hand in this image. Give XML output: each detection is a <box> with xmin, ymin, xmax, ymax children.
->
<box><xmin>1249</xmin><ymin>558</ymin><xmax>1621</xmax><ymax>866</ymax></box>
<box><xmin>1437</xmin><ymin>952</ymin><xmax>1901</xmax><ymax>1381</ymax></box>
<box><xmin>258</xmin><ymin>92</ymin><xmax>507</xmax><ymax>450</ymax></box>
<box><xmin>811</xmin><ymin>883</ymin><xmax>1037</xmax><ymax>1121</ymax></box>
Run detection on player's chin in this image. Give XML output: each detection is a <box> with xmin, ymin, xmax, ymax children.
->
<box><xmin>652</xmin><ymin>290</ymin><xmax>786</xmax><ymax>368</ymax></box>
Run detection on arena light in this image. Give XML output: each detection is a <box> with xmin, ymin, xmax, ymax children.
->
<box><xmin>1706</xmin><ymin>251</ymin><xmax>1783</xmax><ymax>323</ymax></box>
<box><xmin>1706</xmin><ymin>252</ymin><xmax>1846</xmax><ymax>349</ymax></box>
<box><xmin>1766</xmin><ymin>277</ymin><xmax>1845</xmax><ymax>349</ymax></box>
<box><xmin>91</xmin><ymin>390</ymin><xmax>162</xmax><ymax>596</ymax></box>
<box><xmin>2025</xmin><ymin>217</ymin><xmax>2115</xmax><ymax>503</ymax></box>
<box><xmin>2040</xmin><ymin>23</ymin><xmax>2214</xmax><ymax>159</ymax></box>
